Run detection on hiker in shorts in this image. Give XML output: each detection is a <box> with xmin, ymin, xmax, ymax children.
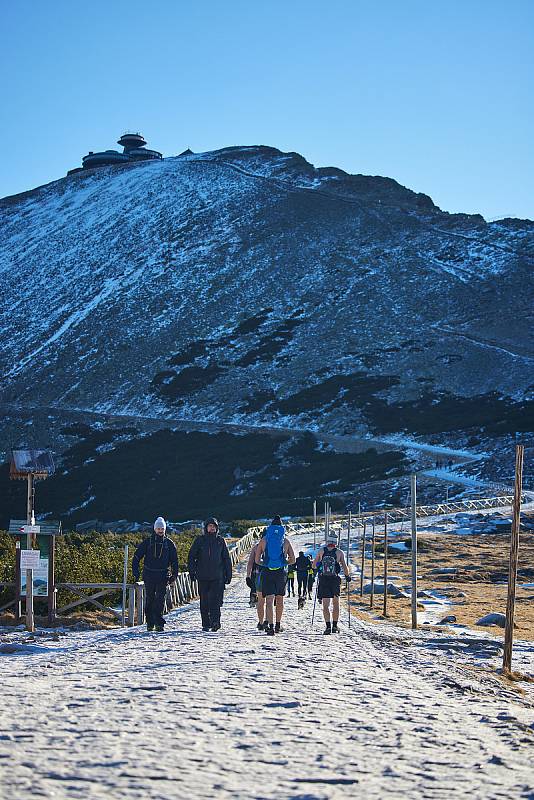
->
<box><xmin>295</xmin><ymin>550</ymin><xmax>312</xmax><ymax>599</ymax></box>
<box><xmin>314</xmin><ymin>531</ymin><xmax>351</xmax><ymax>634</ymax></box>
<box><xmin>246</xmin><ymin>530</ymin><xmax>267</xmax><ymax>630</ymax></box>
<box><xmin>254</xmin><ymin>515</ymin><xmax>295</xmax><ymax>635</ymax></box>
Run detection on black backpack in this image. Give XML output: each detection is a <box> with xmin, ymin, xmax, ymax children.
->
<box><xmin>321</xmin><ymin>547</ymin><xmax>340</xmax><ymax>577</ymax></box>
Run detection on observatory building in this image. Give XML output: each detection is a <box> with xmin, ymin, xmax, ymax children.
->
<box><xmin>68</xmin><ymin>132</ymin><xmax>162</xmax><ymax>175</ymax></box>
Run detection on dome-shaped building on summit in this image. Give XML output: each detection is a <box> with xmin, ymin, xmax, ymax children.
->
<box><xmin>68</xmin><ymin>132</ymin><xmax>162</xmax><ymax>175</ymax></box>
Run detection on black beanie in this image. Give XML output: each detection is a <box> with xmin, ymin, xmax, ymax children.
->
<box><xmin>204</xmin><ymin>517</ymin><xmax>220</xmax><ymax>534</ymax></box>
<box><xmin>271</xmin><ymin>515</ymin><xmax>282</xmax><ymax>526</ymax></box>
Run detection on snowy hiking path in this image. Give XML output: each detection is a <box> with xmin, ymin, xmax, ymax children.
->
<box><xmin>1</xmin><ymin>539</ymin><xmax>534</xmax><ymax>800</ymax></box>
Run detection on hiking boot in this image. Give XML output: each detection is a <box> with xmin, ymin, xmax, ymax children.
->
<box><xmin>155</xmin><ymin>626</ymin><xmax>165</xmax><ymax>633</ymax></box>
<box><xmin>202</xmin><ymin>625</ymin><xmax>211</xmax><ymax>632</ymax></box>
<box><xmin>274</xmin><ymin>622</ymin><xmax>282</xmax><ymax>633</ymax></box>
<box><xmin>266</xmin><ymin>624</ymin><xmax>275</xmax><ymax>636</ymax></box>
<box><xmin>323</xmin><ymin>623</ymin><xmax>332</xmax><ymax>635</ymax></box>
<box><xmin>147</xmin><ymin>625</ymin><xmax>155</xmax><ymax>632</ymax></box>
<box><xmin>211</xmin><ymin>623</ymin><xmax>221</xmax><ymax>632</ymax></box>
<box><xmin>257</xmin><ymin>621</ymin><xmax>265</xmax><ymax>631</ymax></box>
<box><xmin>332</xmin><ymin>622</ymin><xmax>339</xmax><ymax>633</ymax></box>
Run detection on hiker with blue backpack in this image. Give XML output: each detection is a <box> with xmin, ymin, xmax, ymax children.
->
<box><xmin>254</xmin><ymin>516</ymin><xmax>296</xmax><ymax>635</ymax></box>
<box><xmin>313</xmin><ymin>530</ymin><xmax>351</xmax><ymax>634</ymax></box>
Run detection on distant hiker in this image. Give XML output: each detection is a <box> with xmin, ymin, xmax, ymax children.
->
<box><xmin>246</xmin><ymin>531</ymin><xmax>267</xmax><ymax>630</ymax></box>
<box><xmin>188</xmin><ymin>517</ymin><xmax>232</xmax><ymax>632</ymax></box>
<box><xmin>254</xmin><ymin>515</ymin><xmax>295</xmax><ymax>635</ymax></box>
<box><xmin>132</xmin><ymin>516</ymin><xmax>179</xmax><ymax>633</ymax></box>
<box><xmin>295</xmin><ymin>551</ymin><xmax>312</xmax><ymax>600</ymax></box>
<box><xmin>286</xmin><ymin>562</ymin><xmax>296</xmax><ymax>597</ymax></box>
<box><xmin>313</xmin><ymin>532</ymin><xmax>351</xmax><ymax>634</ymax></box>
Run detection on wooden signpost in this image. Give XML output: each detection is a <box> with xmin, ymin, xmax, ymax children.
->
<box><xmin>383</xmin><ymin>513</ymin><xmax>389</xmax><ymax>617</ymax></box>
<box><xmin>411</xmin><ymin>474</ymin><xmax>418</xmax><ymax>630</ymax></box>
<box><xmin>359</xmin><ymin>519</ymin><xmax>366</xmax><ymax>597</ymax></box>
<box><xmin>370</xmin><ymin>516</ymin><xmax>376</xmax><ymax>608</ymax></box>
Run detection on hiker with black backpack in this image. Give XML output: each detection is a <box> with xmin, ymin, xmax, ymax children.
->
<box><xmin>313</xmin><ymin>531</ymin><xmax>351</xmax><ymax>634</ymax></box>
<box><xmin>132</xmin><ymin>516</ymin><xmax>179</xmax><ymax>633</ymax></box>
<box><xmin>295</xmin><ymin>550</ymin><xmax>312</xmax><ymax>606</ymax></box>
<box><xmin>188</xmin><ymin>517</ymin><xmax>232</xmax><ymax>632</ymax></box>
<box><xmin>254</xmin><ymin>515</ymin><xmax>295</xmax><ymax>635</ymax></box>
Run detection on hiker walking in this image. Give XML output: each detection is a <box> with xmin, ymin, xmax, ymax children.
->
<box><xmin>188</xmin><ymin>517</ymin><xmax>232</xmax><ymax>632</ymax></box>
<box><xmin>295</xmin><ymin>550</ymin><xmax>312</xmax><ymax>604</ymax></box>
<box><xmin>132</xmin><ymin>516</ymin><xmax>179</xmax><ymax>633</ymax></box>
<box><xmin>254</xmin><ymin>515</ymin><xmax>295</xmax><ymax>635</ymax></box>
<box><xmin>313</xmin><ymin>531</ymin><xmax>351</xmax><ymax>634</ymax></box>
<box><xmin>286</xmin><ymin>562</ymin><xmax>296</xmax><ymax>597</ymax></box>
<box><xmin>246</xmin><ymin>530</ymin><xmax>267</xmax><ymax>630</ymax></box>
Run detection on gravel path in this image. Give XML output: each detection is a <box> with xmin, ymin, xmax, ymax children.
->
<box><xmin>1</xmin><ymin>545</ymin><xmax>533</xmax><ymax>800</ymax></box>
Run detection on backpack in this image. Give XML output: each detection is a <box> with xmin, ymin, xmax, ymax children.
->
<box><xmin>263</xmin><ymin>525</ymin><xmax>286</xmax><ymax>570</ymax></box>
<box><xmin>321</xmin><ymin>547</ymin><xmax>340</xmax><ymax>577</ymax></box>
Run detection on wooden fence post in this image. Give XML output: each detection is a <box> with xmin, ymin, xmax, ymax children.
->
<box><xmin>128</xmin><ymin>586</ymin><xmax>136</xmax><ymax>626</ymax></box>
<box><xmin>136</xmin><ymin>582</ymin><xmax>145</xmax><ymax>624</ymax></box>
<box><xmin>383</xmin><ymin>513</ymin><xmax>389</xmax><ymax>617</ymax></box>
<box><xmin>503</xmin><ymin>444</ymin><xmax>524</xmax><ymax>674</ymax></box>
<box><xmin>370</xmin><ymin>516</ymin><xmax>376</xmax><ymax>608</ymax></box>
<box><xmin>411</xmin><ymin>474</ymin><xmax>418</xmax><ymax>630</ymax></box>
<box><xmin>121</xmin><ymin>544</ymin><xmax>128</xmax><ymax>627</ymax></box>
<box><xmin>359</xmin><ymin>519</ymin><xmax>366</xmax><ymax>597</ymax></box>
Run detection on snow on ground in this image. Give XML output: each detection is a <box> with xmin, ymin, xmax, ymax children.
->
<box><xmin>1</xmin><ymin>534</ymin><xmax>533</xmax><ymax>800</ymax></box>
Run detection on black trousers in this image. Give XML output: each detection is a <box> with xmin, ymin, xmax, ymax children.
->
<box><xmin>198</xmin><ymin>579</ymin><xmax>224</xmax><ymax>627</ymax></box>
<box><xmin>297</xmin><ymin>572</ymin><xmax>308</xmax><ymax>596</ymax></box>
<box><xmin>144</xmin><ymin>577</ymin><xmax>167</xmax><ymax>627</ymax></box>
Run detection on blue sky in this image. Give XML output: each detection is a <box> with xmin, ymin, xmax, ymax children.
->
<box><xmin>1</xmin><ymin>0</ymin><xmax>532</xmax><ymax>219</ymax></box>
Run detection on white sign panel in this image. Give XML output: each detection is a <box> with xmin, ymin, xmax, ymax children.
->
<box><xmin>21</xmin><ymin>525</ymin><xmax>41</xmax><ymax>535</ymax></box>
<box><xmin>20</xmin><ymin>550</ymin><xmax>41</xmax><ymax>570</ymax></box>
<box><xmin>21</xmin><ymin>558</ymin><xmax>48</xmax><ymax>597</ymax></box>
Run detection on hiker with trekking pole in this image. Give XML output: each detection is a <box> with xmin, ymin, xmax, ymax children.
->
<box><xmin>313</xmin><ymin>530</ymin><xmax>351</xmax><ymax>634</ymax></box>
<box><xmin>254</xmin><ymin>515</ymin><xmax>295</xmax><ymax>635</ymax></box>
<box><xmin>295</xmin><ymin>550</ymin><xmax>312</xmax><ymax>608</ymax></box>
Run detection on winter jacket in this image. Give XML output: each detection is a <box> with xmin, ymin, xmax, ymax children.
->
<box><xmin>132</xmin><ymin>534</ymin><xmax>179</xmax><ymax>582</ymax></box>
<box><xmin>188</xmin><ymin>534</ymin><xmax>232</xmax><ymax>583</ymax></box>
<box><xmin>295</xmin><ymin>554</ymin><xmax>312</xmax><ymax>573</ymax></box>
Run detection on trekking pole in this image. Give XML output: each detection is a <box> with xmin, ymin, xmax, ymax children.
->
<box><xmin>347</xmin><ymin>578</ymin><xmax>351</xmax><ymax>629</ymax></box>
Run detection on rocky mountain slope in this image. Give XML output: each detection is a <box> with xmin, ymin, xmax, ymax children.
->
<box><xmin>1</xmin><ymin>145</ymin><xmax>532</xmax><ymax>522</ymax></box>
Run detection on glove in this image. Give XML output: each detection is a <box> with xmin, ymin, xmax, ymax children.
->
<box><xmin>246</xmin><ymin>576</ymin><xmax>254</xmax><ymax>589</ymax></box>
<box><xmin>225</xmin><ymin>577</ymin><xmax>232</xmax><ymax>585</ymax></box>
<box><xmin>133</xmin><ymin>575</ymin><xmax>140</xmax><ymax>583</ymax></box>
<box><xmin>189</xmin><ymin>572</ymin><xmax>197</xmax><ymax>583</ymax></box>
<box><xmin>345</xmin><ymin>575</ymin><xmax>352</xmax><ymax>582</ymax></box>
<box><xmin>167</xmin><ymin>575</ymin><xmax>177</xmax><ymax>585</ymax></box>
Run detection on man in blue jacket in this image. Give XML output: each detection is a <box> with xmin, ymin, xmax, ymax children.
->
<box><xmin>188</xmin><ymin>517</ymin><xmax>232</xmax><ymax>632</ymax></box>
<box><xmin>132</xmin><ymin>517</ymin><xmax>179</xmax><ymax>633</ymax></box>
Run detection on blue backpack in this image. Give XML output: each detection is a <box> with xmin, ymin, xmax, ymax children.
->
<box><xmin>263</xmin><ymin>525</ymin><xmax>286</xmax><ymax>570</ymax></box>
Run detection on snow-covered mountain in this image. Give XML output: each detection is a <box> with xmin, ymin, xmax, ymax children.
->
<box><xmin>1</xmin><ymin>144</ymin><xmax>533</xmax><ymax>523</ymax></box>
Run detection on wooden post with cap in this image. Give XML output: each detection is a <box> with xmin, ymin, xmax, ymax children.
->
<box><xmin>503</xmin><ymin>445</ymin><xmax>524</xmax><ymax>674</ymax></box>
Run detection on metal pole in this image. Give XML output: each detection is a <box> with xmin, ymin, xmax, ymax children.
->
<box><xmin>26</xmin><ymin>568</ymin><xmax>34</xmax><ymax>632</ymax></box>
<box><xmin>313</xmin><ymin>500</ymin><xmax>317</xmax><ymax>549</ymax></box>
<box><xmin>370</xmin><ymin>516</ymin><xmax>376</xmax><ymax>608</ymax></box>
<box><xmin>324</xmin><ymin>502</ymin><xmax>327</xmax><ymax>541</ymax></box>
<box><xmin>383</xmin><ymin>513</ymin><xmax>388</xmax><ymax>617</ymax></box>
<box><xmin>503</xmin><ymin>445</ymin><xmax>524</xmax><ymax>674</ymax></box>
<box><xmin>26</xmin><ymin>474</ymin><xmax>34</xmax><ymax>548</ymax></box>
<box><xmin>411</xmin><ymin>474</ymin><xmax>418</xmax><ymax>630</ymax></box>
<box><xmin>359</xmin><ymin>519</ymin><xmax>366</xmax><ymax>597</ymax></box>
<box><xmin>121</xmin><ymin>544</ymin><xmax>129</xmax><ymax>627</ymax></box>
<box><xmin>347</xmin><ymin>510</ymin><xmax>351</xmax><ymax>563</ymax></box>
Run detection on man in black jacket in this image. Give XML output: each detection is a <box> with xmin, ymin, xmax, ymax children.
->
<box><xmin>295</xmin><ymin>550</ymin><xmax>312</xmax><ymax>600</ymax></box>
<box><xmin>132</xmin><ymin>516</ymin><xmax>179</xmax><ymax>633</ymax></box>
<box><xmin>188</xmin><ymin>517</ymin><xmax>232</xmax><ymax>632</ymax></box>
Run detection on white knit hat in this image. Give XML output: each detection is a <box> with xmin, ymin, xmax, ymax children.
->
<box><xmin>154</xmin><ymin>516</ymin><xmax>166</xmax><ymax>531</ymax></box>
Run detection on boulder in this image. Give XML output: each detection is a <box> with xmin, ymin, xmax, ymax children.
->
<box><xmin>475</xmin><ymin>613</ymin><xmax>506</xmax><ymax>628</ymax></box>
<box><xmin>363</xmin><ymin>582</ymin><xmax>409</xmax><ymax>599</ymax></box>
<box><xmin>438</xmin><ymin>615</ymin><xmax>457</xmax><ymax>624</ymax></box>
